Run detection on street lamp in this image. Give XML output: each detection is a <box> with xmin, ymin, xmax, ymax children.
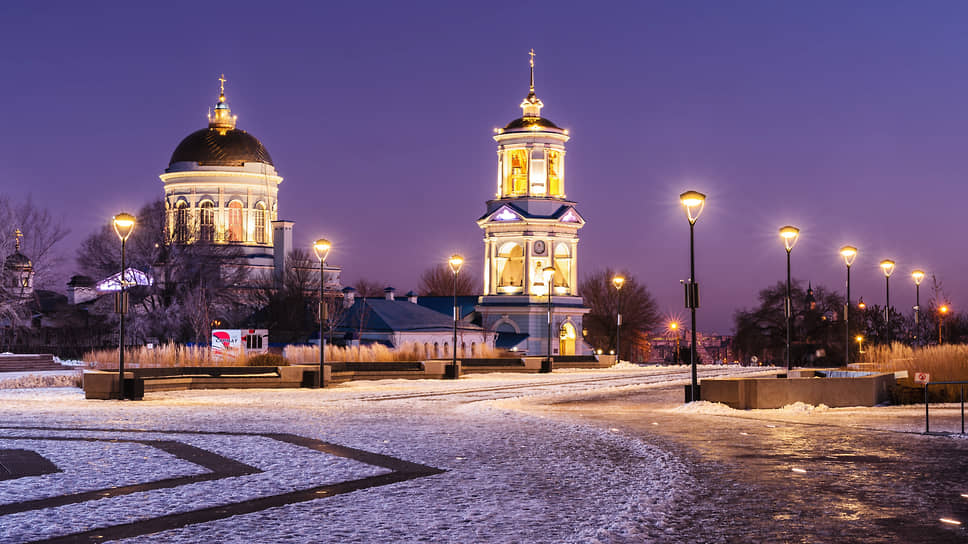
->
<box><xmin>939</xmin><ymin>305</ymin><xmax>949</xmax><ymax>345</ymax></box>
<box><xmin>680</xmin><ymin>190</ymin><xmax>705</xmax><ymax>402</ymax></box>
<box><xmin>448</xmin><ymin>254</ymin><xmax>464</xmax><ymax>379</ymax></box>
<box><xmin>880</xmin><ymin>259</ymin><xmax>895</xmax><ymax>347</ymax></box>
<box><xmin>612</xmin><ymin>275</ymin><xmax>625</xmax><ymax>362</ymax></box>
<box><xmin>912</xmin><ymin>270</ymin><xmax>925</xmax><ymax>347</ymax></box>
<box><xmin>856</xmin><ymin>335</ymin><xmax>865</xmax><ymax>354</ymax></box>
<box><xmin>313</xmin><ymin>238</ymin><xmax>331</xmax><ymax>388</ymax></box>
<box><xmin>840</xmin><ymin>245</ymin><xmax>857</xmax><ymax>365</ymax></box>
<box><xmin>779</xmin><ymin>225</ymin><xmax>800</xmax><ymax>370</ymax></box>
<box><xmin>112</xmin><ymin>212</ymin><xmax>135</xmax><ymax>400</ymax></box>
<box><xmin>542</xmin><ymin>265</ymin><xmax>556</xmax><ymax>373</ymax></box>
<box><xmin>670</xmin><ymin>321</ymin><xmax>680</xmax><ymax>363</ymax></box>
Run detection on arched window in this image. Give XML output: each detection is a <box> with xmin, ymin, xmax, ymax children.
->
<box><xmin>228</xmin><ymin>201</ymin><xmax>243</xmax><ymax>242</ymax></box>
<box><xmin>434</xmin><ymin>342</ymin><xmax>440</xmax><ymax>358</ymax></box>
<box><xmin>174</xmin><ymin>201</ymin><xmax>190</xmax><ymax>243</ymax></box>
<box><xmin>553</xmin><ymin>243</ymin><xmax>571</xmax><ymax>292</ymax></box>
<box><xmin>254</xmin><ymin>202</ymin><xmax>267</xmax><ymax>244</ymax></box>
<box><xmin>470</xmin><ymin>342</ymin><xmax>477</xmax><ymax>356</ymax></box>
<box><xmin>199</xmin><ymin>201</ymin><xmax>215</xmax><ymax>242</ymax></box>
<box><xmin>424</xmin><ymin>343</ymin><xmax>431</xmax><ymax>359</ymax></box>
<box><xmin>443</xmin><ymin>342</ymin><xmax>450</xmax><ymax>357</ymax></box>
<box><xmin>547</xmin><ymin>150</ymin><xmax>563</xmax><ymax>196</ymax></box>
<box><xmin>497</xmin><ymin>242</ymin><xmax>524</xmax><ymax>293</ymax></box>
<box><xmin>504</xmin><ymin>149</ymin><xmax>528</xmax><ymax>196</ymax></box>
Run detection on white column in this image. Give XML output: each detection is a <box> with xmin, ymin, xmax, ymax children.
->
<box><xmin>483</xmin><ymin>237</ymin><xmax>491</xmax><ymax>295</ymax></box>
<box><xmin>570</xmin><ymin>239</ymin><xmax>579</xmax><ymax>295</ymax></box>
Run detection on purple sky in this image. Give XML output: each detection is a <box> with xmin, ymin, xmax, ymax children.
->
<box><xmin>2</xmin><ymin>1</ymin><xmax>967</xmax><ymax>334</ymax></box>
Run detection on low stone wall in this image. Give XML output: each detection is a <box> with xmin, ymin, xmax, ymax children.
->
<box><xmin>701</xmin><ymin>370</ymin><xmax>895</xmax><ymax>409</ymax></box>
<box><xmin>83</xmin><ymin>366</ymin><xmax>310</xmax><ymax>399</ymax></box>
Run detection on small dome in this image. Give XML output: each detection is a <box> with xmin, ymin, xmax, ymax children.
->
<box><xmin>169</xmin><ymin>128</ymin><xmax>274</xmax><ymax>167</ymax></box>
<box><xmin>4</xmin><ymin>250</ymin><xmax>31</xmax><ymax>271</ymax></box>
<box><xmin>502</xmin><ymin>116</ymin><xmax>562</xmax><ymax>131</ymax></box>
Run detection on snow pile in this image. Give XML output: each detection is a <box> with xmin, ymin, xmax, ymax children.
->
<box><xmin>669</xmin><ymin>400</ymin><xmax>736</xmax><ymax>415</ymax></box>
<box><xmin>53</xmin><ymin>356</ymin><xmax>88</xmax><ymax>367</ymax></box>
<box><xmin>779</xmin><ymin>401</ymin><xmax>830</xmax><ymax>413</ymax></box>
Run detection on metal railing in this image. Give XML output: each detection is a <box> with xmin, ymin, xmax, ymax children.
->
<box><xmin>924</xmin><ymin>381</ymin><xmax>967</xmax><ymax>434</ymax></box>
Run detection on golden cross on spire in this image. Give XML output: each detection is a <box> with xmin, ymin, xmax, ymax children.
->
<box><xmin>13</xmin><ymin>229</ymin><xmax>23</xmax><ymax>251</ymax></box>
<box><xmin>218</xmin><ymin>74</ymin><xmax>226</xmax><ymax>101</ymax></box>
<box><xmin>529</xmin><ymin>49</ymin><xmax>535</xmax><ymax>92</ymax></box>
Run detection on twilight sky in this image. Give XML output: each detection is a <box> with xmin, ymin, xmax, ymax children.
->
<box><xmin>2</xmin><ymin>1</ymin><xmax>966</xmax><ymax>334</ymax></box>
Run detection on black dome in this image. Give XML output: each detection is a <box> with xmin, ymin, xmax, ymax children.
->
<box><xmin>4</xmin><ymin>251</ymin><xmax>31</xmax><ymax>270</ymax></box>
<box><xmin>169</xmin><ymin>128</ymin><xmax>273</xmax><ymax>167</ymax></box>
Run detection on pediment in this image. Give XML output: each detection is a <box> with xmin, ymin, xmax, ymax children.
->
<box><xmin>486</xmin><ymin>205</ymin><xmax>523</xmax><ymax>222</ymax></box>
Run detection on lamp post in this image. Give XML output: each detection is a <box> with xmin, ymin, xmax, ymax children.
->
<box><xmin>779</xmin><ymin>226</ymin><xmax>800</xmax><ymax>370</ymax></box>
<box><xmin>880</xmin><ymin>259</ymin><xmax>895</xmax><ymax>347</ymax></box>
<box><xmin>612</xmin><ymin>275</ymin><xmax>625</xmax><ymax>362</ymax></box>
<box><xmin>939</xmin><ymin>305</ymin><xmax>949</xmax><ymax>345</ymax></box>
<box><xmin>448</xmin><ymin>254</ymin><xmax>464</xmax><ymax>379</ymax></box>
<box><xmin>856</xmin><ymin>335</ymin><xmax>865</xmax><ymax>354</ymax></box>
<box><xmin>542</xmin><ymin>265</ymin><xmax>556</xmax><ymax>373</ymax></box>
<box><xmin>680</xmin><ymin>190</ymin><xmax>705</xmax><ymax>402</ymax></box>
<box><xmin>112</xmin><ymin>212</ymin><xmax>135</xmax><ymax>400</ymax></box>
<box><xmin>840</xmin><ymin>246</ymin><xmax>857</xmax><ymax>365</ymax></box>
<box><xmin>313</xmin><ymin>238</ymin><xmax>331</xmax><ymax>388</ymax></box>
<box><xmin>912</xmin><ymin>270</ymin><xmax>925</xmax><ymax>347</ymax></box>
<box><xmin>670</xmin><ymin>321</ymin><xmax>680</xmax><ymax>363</ymax></box>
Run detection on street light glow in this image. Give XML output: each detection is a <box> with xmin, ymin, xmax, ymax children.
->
<box><xmin>679</xmin><ymin>190</ymin><xmax>706</xmax><ymax>224</ymax></box>
<box><xmin>880</xmin><ymin>259</ymin><xmax>896</xmax><ymax>277</ymax></box>
<box><xmin>840</xmin><ymin>245</ymin><xmax>857</xmax><ymax>267</ymax></box>
<box><xmin>313</xmin><ymin>238</ymin><xmax>331</xmax><ymax>262</ymax></box>
<box><xmin>612</xmin><ymin>275</ymin><xmax>625</xmax><ymax>290</ymax></box>
<box><xmin>912</xmin><ymin>269</ymin><xmax>925</xmax><ymax>285</ymax></box>
<box><xmin>779</xmin><ymin>225</ymin><xmax>800</xmax><ymax>251</ymax></box>
<box><xmin>112</xmin><ymin>213</ymin><xmax>136</xmax><ymax>241</ymax></box>
<box><xmin>449</xmin><ymin>254</ymin><xmax>464</xmax><ymax>274</ymax></box>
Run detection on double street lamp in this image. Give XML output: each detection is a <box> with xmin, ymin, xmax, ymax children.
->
<box><xmin>912</xmin><ymin>270</ymin><xmax>925</xmax><ymax>346</ymax></box>
<box><xmin>612</xmin><ymin>275</ymin><xmax>625</xmax><ymax>362</ymax></box>
<box><xmin>779</xmin><ymin>226</ymin><xmax>800</xmax><ymax>370</ymax></box>
<box><xmin>879</xmin><ymin>259</ymin><xmax>895</xmax><ymax>347</ymax></box>
<box><xmin>448</xmin><ymin>254</ymin><xmax>464</xmax><ymax>379</ymax></box>
<box><xmin>542</xmin><ymin>266</ymin><xmax>556</xmax><ymax>373</ymax></box>
<box><xmin>112</xmin><ymin>212</ymin><xmax>136</xmax><ymax>400</ymax></box>
<box><xmin>313</xmin><ymin>238</ymin><xmax>331</xmax><ymax>388</ymax></box>
<box><xmin>680</xmin><ymin>190</ymin><xmax>705</xmax><ymax>402</ymax></box>
<box><xmin>839</xmin><ymin>245</ymin><xmax>857</xmax><ymax>365</ymax></box>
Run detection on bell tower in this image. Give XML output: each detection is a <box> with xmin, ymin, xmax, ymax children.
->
<box><xmin>476</xmin><ymin>51</ymin><xmax>589</xmax><ymax>357</ymax></box>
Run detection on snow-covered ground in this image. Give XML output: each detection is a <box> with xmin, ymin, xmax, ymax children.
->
<box><xmin>0</xmin><ymin>364</ymin><xmax>964</xmax><ymax>542</ymax></box>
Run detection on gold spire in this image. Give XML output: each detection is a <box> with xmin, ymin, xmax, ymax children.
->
<box><xmin>520</xmin><ymin>49</ymin><xmax>544</xmax><ymax>118</ymax></box>
<box><xmin>529</xmin><ymin>48</ymin><xmax>535</xmax><ymax>94</ymax></box>
<box><xmin>208</xmin><ymin>74</ymin><xmax>237</xmax><ymax>133</ymax></box>
<box><xmin>13</xmin><ymin>229</ymin><xmax>22</xmax><ymax>251</ymax></box>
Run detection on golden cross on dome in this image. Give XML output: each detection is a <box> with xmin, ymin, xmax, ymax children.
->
<box><xmin>529</xmin><ymin>49</ymin><xmax>535</xmax><ymax>92</ymax></box>
<box><xmin>218</xmin><ymin>74</ymin><xmax>226</xmax><ymax>101</ymax></box>
<box><xmin>13</xmin><ymin>228</ymin><xmax>23</xmax><ymax>251</ymax></box>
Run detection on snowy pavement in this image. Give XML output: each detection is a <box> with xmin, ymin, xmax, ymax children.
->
<box><xmin>0</xmin><ymin>364</ymin><xmax>965</xmax><ymax>543</ymax></box>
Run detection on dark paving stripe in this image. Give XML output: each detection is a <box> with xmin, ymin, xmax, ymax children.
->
<box><xmin>0</xmin><ymin>437</ymin><xmax>260</xmax><ymax>516</ymax></box>
<box><xmin>0</xmin><ymin>427</ymin><xmax>443</xmax><ymax>544</ymax></box>
<box><xmin>0</xmin><ymin>449</ymin><xmax>60</xmax><ymax>481</ymax></box>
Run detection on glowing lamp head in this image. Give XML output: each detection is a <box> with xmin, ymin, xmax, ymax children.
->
<box><xmin>679</xmin><ymin>190</ymin><xmax>706</xmax><ymax>225</ymax></box>
<box><xmin>779</xmin><ymin>226</ymin><xmax>800</xmax><ymax>252</ymax></box>
<box><xmin>448</xmin><ymin>254</ymin><xmax>464</xmax><ymax>275</ymax></box>
<box><xmin>112</xmin><ymin>213</ymin><xmax>136</xmax><ymax>242</ymax></box>
<box><xmin>858</xmin><ymin>297</ymin><xmax>866</xmax><ymax>309</ymax></box>
<box><xmin>839</xmin><ymin>245</ymin><xmax>857</xmax><ymax>267</ymax></box>
<box><xmin>879</xmin><ymin>259</ymin><xmax>895</xmax><ymax>278</ymax></box>
<box><xmin>940</xmin><ymin>305</ymin><xmax>949</xmax><ymax>314</ymax></box>
<box><xmin>855</xmin><ymin>335</ymin><xmax>864</xmax><ymax>343</ymax></box>
<box><xmin>612</xmin><ymin>275</ymin><xmax>625</xmax><ymax>290</ymax></box>
<box><xmin>670</xmin><ymin>322</ymin><xmax>678</xmax><ymax>330</ymax></box>
<box><xmin>912</xmin><ymin>270</ymin><xmax>925</xmax><ymax>286</ymax></box>
<box><xmin>313</xmin><ymin>238</ymin><xmax>331</xmax><ymax>262</ymax></box>
<box><xmin>542</xmin><ymin>266</ymin><xmax>556</xmax><ymax>285</ymax></box>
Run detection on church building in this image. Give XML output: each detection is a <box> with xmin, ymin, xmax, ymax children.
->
<box><xmin>475</xmin><ymin>53</ymin><xmax>589</xmax><ymax>356</ymax></box>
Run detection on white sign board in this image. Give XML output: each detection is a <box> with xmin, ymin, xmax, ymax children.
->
<box><xmin>914</xmin><ymin>372</ymin><xmax>930</xmax><ymax>384</ymax></box>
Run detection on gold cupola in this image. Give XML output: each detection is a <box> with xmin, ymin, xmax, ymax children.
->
<box><xmin>207</xmin><ymin>74</ymin><xmax>238</xmax><ymax>133</ymax></box>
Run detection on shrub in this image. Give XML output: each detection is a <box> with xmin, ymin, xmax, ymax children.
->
<box><xmin>245</xmin><ymin>353</ymin><xmax>289</xmax><ymax>366</ymax></box>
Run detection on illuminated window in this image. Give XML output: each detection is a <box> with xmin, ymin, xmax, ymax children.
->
<box><xmin>497</xmin><ymin>242</ymin><xmax>524</xmax><ymax>292</ymax></box>
<box><xmin>228</xmin><ymin>201</ymin><xmax>243</xmax><ymax>242</ymax></box>
<box><xmin>255</xmin><ymin>202</ymin><xmax>266</xmax><ymax>244</ymax></box>
<box><xmin>547</xmin><ymin>150</ymin><xmax>563</xmax><ymax>196</ymax></box>
<box><xmin>174</xmin><ymin>201</ymin><xmax>190</xmax><ymax>243</ymax></box>
<box><xmin>559</xmin><ymin>322</ymin><xmax>576</xmax><ymax>355</ymax></box>
<box><xmin>199</xmin><ymin>201</ymin><xmax>215</xmax><ymax>242</ymax></box>
<box><xmin>504</xmin><ymin>150</ymin><xmax>528</xmax><ymax>196</ymax></box>
<box><xmin>553</xmin><ymin>243</ymin><xmax>571</xmax><ymax>291</ymax></box>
